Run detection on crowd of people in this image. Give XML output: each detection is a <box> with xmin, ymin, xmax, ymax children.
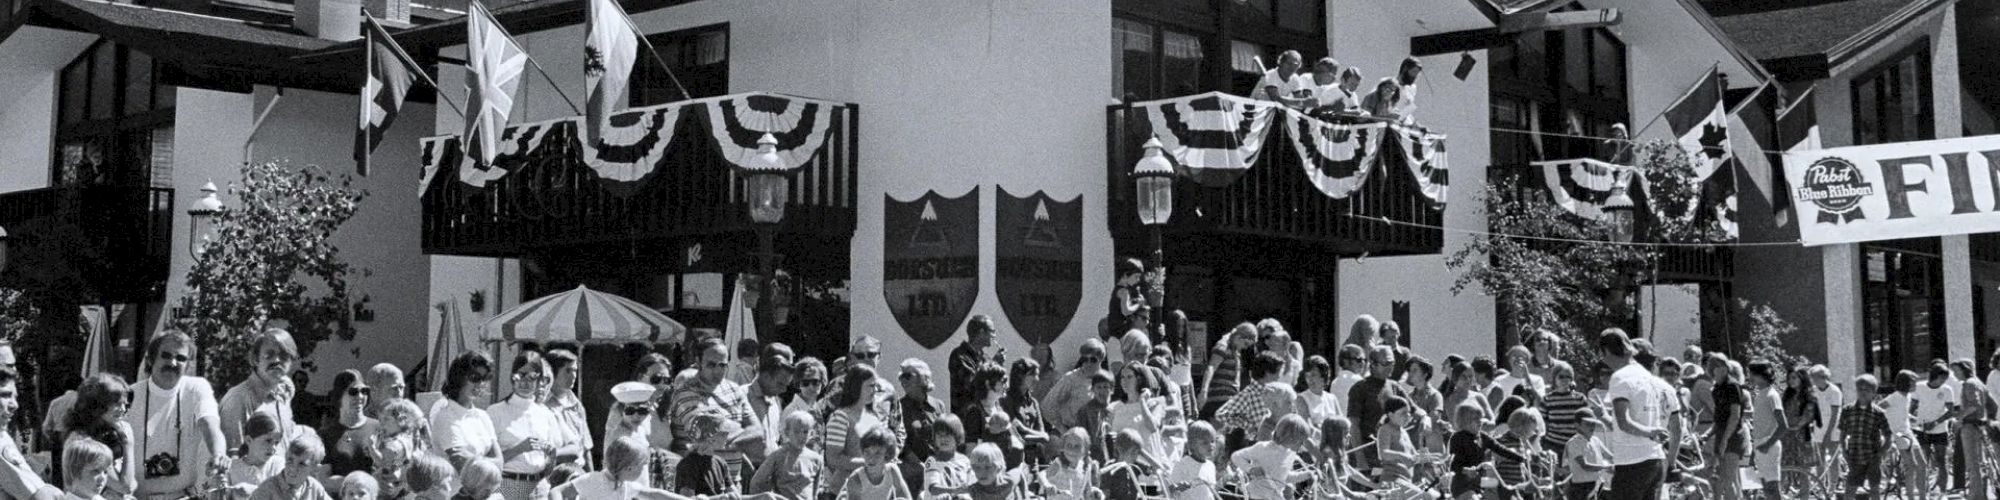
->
<box><xmin>6</xmin><ymin>297</ymin><xmax>2000</xmax><ymax>500</ymax></box>
<box><xmin>1249</xmin><ymin>49</ymin><xmax>1424</xmax><ymax>124</ymax></box>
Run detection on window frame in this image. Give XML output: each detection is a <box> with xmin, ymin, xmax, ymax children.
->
<box><xmin>1112</xmin><ymin>0</ymin><xmax>1325</xmax><ymax>102</ymax></box>
<box><xmin>1849</xmin><ymin>38</ymin><xmax>1933</xmax><ymax>146</ymax></box>
<box><xmin>630</xmin><ymin>23</ymin><xmax>730</xmax><ymax>107</ymax></box>
<box><xmin>1860</xmin><ymin>238</ymin><xmax>1948</xmax><ymax>378</ymax></box>
<box><xmin>52</xmin><ymin>41</ymin><xmax>175</xmax><ymax>188</ymax></box>
<box><xmin>1487</xmin><ymin>26</ymin><xmax>1630</xmax><ymax>166</ymax></box>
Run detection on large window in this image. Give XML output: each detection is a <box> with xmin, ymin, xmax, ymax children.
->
<box><xmin>54</xmin><ymin>41</ymin><xmax>175</xmax><ymax>188</ymax></box>
<box><xmin>1488</xmin><ymin>26</ymin><xmax>1628</xmax><ymax>166</ymax></box>
<box><xmin>1111</xmin><ymin>0</ymin><xmax>1322</xmax><ymax>103</ymax></box>
<box><xmin>1863</xmin><ymin>238</ymin><xmax>1948</xmax><ymax>377</ymax></box>
<box><xmin>1852</xmin><ymin>41</ymin><xmax>1932</xmax><ymax>145</ymax></box>
<box><xmin>632</xmin><ymin>24</ymin><xmax>728</xmax><ymax>106</ymax></box>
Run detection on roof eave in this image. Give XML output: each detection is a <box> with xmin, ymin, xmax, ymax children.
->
<box><xmin>1825</xmin><ymin>0</ymin><xmax>1949</xmax><ymax>71</ymax></box>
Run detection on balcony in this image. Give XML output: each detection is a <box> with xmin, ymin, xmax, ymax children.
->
<box><xmin>1497</xmin><ymin>165</ymin><xmax>1733</xmax><ymax>283</ymax></box>
<box><xmin>0</xmin><ymin>185</ymin><xmax>174</xmax><ymax>302</ymax></box>
<box><xmin>1105</xmin><ymin>102</ymin><xmax>1445</xmax><ymax>262</ymax></box>
<box><xmin>421</xmin><ymin>94</ymin><xmax>858</xmax><ymax>263</ymax></box>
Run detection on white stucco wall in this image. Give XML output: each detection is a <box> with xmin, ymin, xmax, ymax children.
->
<box><xmin>0</xmin><ymin>27</ymin><xmax>95</xmax><ymax>193</ymax></box>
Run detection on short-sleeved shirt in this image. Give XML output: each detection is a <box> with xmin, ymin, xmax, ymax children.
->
<box><xmin>1883</xmin><ymin>392</ymin><xmax>1913</xmax><ymax>435</ymax></box>
<box><xmin>1750</xmin><ymin>386</ymin><xmax>1782</xmax><ymax>443</ymax></box>
<box><xmin>1839</xmin><ymin>404</ymin><xmax>1888</xmax><ymax>467</ymax></box>
<box><xmin>1255</xmin><ymin>70</ymin><xmax>1312</xmax><ymax>102</ymax></box>
<box><xmin>487</xmin><ymin>395</ymin><xmax>561</xmax><ymax>474</ymax></box>
<box><xmin>923</xmin><ymin>454</ymin><xmax>973</xmax><ymax>495</ymax></box>
<box><xmin>1912</xmin><ymin>383</ymin><xmax>1956</xmax><ymax>434</ymax></box>
<box><xmin>748</xmin><ymin>446</ymin><xmax>821</xmax><ymax>500</ymax></box>
<box><xmin>219</xmin><ymin>378</ymin><xmax>292</xmax><ymax>450</ymax></box>
<box><xmin>1543</xmin><ymin>390</ymin><xmax>1589</xmax><ymax>446</ymax></box>
<box><xmin>1710</xmin><ymin>382</ymin><xmax>1748</xmax><ymax>455</ymax></box>
<box><xmin>130</xmin><ymin>376</ymin><xmax>222</xmax><ymax>496</ymax></box>
<box><xmin>1814</xmin><ymin>385</ymin><xmax>1846</xmax><ymax>439</ymax></box>
<box><xmin>429</xmin><ymin>400</ymin><xmax>499</xmax><ymax>461</ymax></box>
<box><xmin>1564</xmin><ymin>434</ymin><xmax>1612</xmax><ymax>483</ymax></box>
<box><xmin>1229</xmin><ymin>442</ymin><xmax>1298</xmax><ymax>500</ymax></box>
<box><xmin>1166</xmin><ymin>456</ymin><xmax>1215</xmax><ymax>500</ymax></box>
<box><xmin>0</xmin><ymin>433</ymin><xmax>47</xmax><ymax>500</ymax></box>
<box><xmin>674</xmin><ymin>452</ymin><xmax>737</xmax><ymax>496</ymax></box>
<box><xmin>668</xmin><ymin>379</ymin><xmax>756</xmax><ymax>444</ymax></box>
<box><xmin>1202</xmin><ymin>343</ymin><xmax>1244</xmax><ymax>408</ymax></box>
<box><xmin>1605</xmin><ymin>363</ymin><xmax>1679</xmax><ymax>465</ymax></box>
<box><xmin>249</xmin><ymin>477</ymin><xmax>332</xmax><ymax>500</ymax></box>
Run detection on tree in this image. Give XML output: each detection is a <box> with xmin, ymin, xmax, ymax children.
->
<box><xmin>1447</xmin><ymin>140</ymin><xmax>1726</xmax><ymax>366</ymax></box>
<box><xmin>173</xmin><ymin>160</ymin><xmax>366</xmax><ymax>389</ymax></box>
<box><xmin>1739</xmin><ymin>299</ymin><xmax>1809</xmax><ymax>371</ymax></box>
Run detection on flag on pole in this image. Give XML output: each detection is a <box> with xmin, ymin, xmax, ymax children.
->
<box><xmin>1655</xmin><ymin>66</ymin><xmax>1737</xmax><ymax>237</ymax></box>
<box><xmin>583</xmin><ymin>0</ymin><xmax>639</xmax><ymax>143</ymax></box>
<box><xmin>1773</xmin><ymin>88</ymin><xmax>1819</xmax><ymax>227</ymax></box>
<box><xmin>356</xmin><ymin>16</ymin><xmax>423</xmax><ymax>176</ymax></box>
<box><xmin>462</xmin><ymin>1</ymin><xmax>528</xmax><ymax>170</ymax></box>
<box><xmin>1726</xmin><ymin>84</ymin><xmax>1778</xmax><ymax>234</ymax></box>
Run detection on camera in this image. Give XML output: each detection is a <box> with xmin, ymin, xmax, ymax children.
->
<box><xmin>143</xmin><ymin>452</ymin><xmax>180</xmax><ymax>479</ymax></box>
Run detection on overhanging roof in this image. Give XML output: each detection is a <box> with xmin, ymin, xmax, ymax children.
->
<box><xmin>292</xmin><ymin>0</ymin><xmax>689</xmax><ymax>67</ymax></box>
<box><xmin>1708</xmin><ymin>0</ymin><xmax>1950</xmax><ymax>80</ymax></box>
<box><xmin>0</xmin><ymin>0</ymin><xmax>367</xmax><ymax>92</ymax></box>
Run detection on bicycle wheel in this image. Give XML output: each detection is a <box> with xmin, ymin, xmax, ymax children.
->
<box><xmin>1779</xmin><ymin>466</ymin><xmax>1824</xmax><ymax>499</ymax></box>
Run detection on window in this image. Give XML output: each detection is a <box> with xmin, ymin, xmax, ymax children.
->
<box><xmin>1488</xmin><ymin>27</ymin><xmax>1628</xmax><ymax>166</ymax></box>
<box><xmin>631</xmin><ymin>24</ymin><xmax>728</xmax><ymax>106</ymax></box>
<box><xmin>54</xmin><ymin>41</ymin><xmax>174</xmax><ymax>188</ymax></box>
<box><xmin>1112</xmin><ymin>18</ymin><xmax>1208</xmax><ymax>102</ymax></box>
<box><xmin>1851</xmin><ymin>42</ymin><xmax>1932</xmax><ymax>145</ymax></box>
<box><xmin>1111</xmin><ymin>0</ymin><xmax>1321</xmax><ymax>103</ymax></box>
<box><xmin>1862</xmin><ymin>239</ymin><xmax>1948</xmax><ymax>377</ymax></box>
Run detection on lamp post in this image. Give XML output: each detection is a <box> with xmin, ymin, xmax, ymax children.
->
<box><xmin>186</xmin><ymin>181</ymin><xmax>224</xmax><ymax>256</ymax></box>
<box><xmin>744</xmin><ymin>134</ymin><xmax>790</xmax><ymax>337</ymax></box>
<box><xmin>0</xmin><ymin>224</ymin><xmax>10</xmax><ymax>274</ymax></box>
<box><xmin>1133</xmin><ymin>137</ymin><xmax>1174</xmax><ymax>323</ymax></box>
<box><xmin>1602</xmin><ymin>181</ymin><xmax>1637</xmax><ymax>332</ymax></box>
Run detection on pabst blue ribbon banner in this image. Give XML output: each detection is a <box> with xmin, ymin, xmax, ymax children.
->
<box><xmin>1781</xmin><ymin>134</ymin><xmax>2000</xmax><ymax>246</ymax></box>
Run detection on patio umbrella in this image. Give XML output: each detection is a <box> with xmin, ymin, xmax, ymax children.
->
<box><xmin>423</xmin><ymin>301</ymin><xmax>470</xmax><ymax>392</ymax></box>
<box><xmin>478</xmin><ymin>285</ymin><xmax>686</xmax><ymax>345</ymax></box>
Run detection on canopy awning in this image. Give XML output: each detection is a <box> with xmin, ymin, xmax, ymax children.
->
<box><xmin>478</xmin><ymin>285</ymin><xmax>686</xmax><ymax>344</ymax></box>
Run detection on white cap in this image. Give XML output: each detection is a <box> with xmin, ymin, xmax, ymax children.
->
<box><xmin>611</xmin><ymin>382</ymin><xmax>655</xmax><ymax>404</ymax></box>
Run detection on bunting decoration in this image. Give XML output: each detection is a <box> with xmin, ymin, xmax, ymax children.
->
<box><xmin>1283</xmin><ymin>113</ymin><xmax>1385</xmax><ymax>199</ymax></box>
<box><xmin>1390</xmin><ymin>124</ymin><xmax>1451</xmax><ymax>205</ymax></box>
<box><xmin>706</xmin><ymin>92</ymin><xmax>838</xmax><ymax>171</ymax></box>
<box><xmin>580</xmin><ymin>104</ymin><xmax>684</xmax><ymax>182</ymax></box>
<box><xmin>1136</xmin><ymin>92</ymin><xmax>1281</xmax><ymax>186</ymax></box>
<box><xmin>1536</xmin><ymin>158</ymin><xmax>1637</xmax><ymax>220</ymax></box>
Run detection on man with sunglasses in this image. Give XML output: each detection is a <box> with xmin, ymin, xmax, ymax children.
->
<box><xmin>1040</xmin><ymin>339</ymin><xmax>1108</xmax><ymax>431</ymax></box>
<box><xmin>949</xmin><ymin>316</ymin><xmax>1003</xmax><ymax>404</ymax></box>
<box><xmin>667</xmin><ymin>338</ymin><xmax>762</xmax><ymax>460</ymax></box>
<box><xmin>1347</xmin><ymin>345</ymin><xmax>1409</xmax><ymax>472</ymax></box>
<box><xmin>128</xmin><ymin>330</ymin><xmax>227</xmax><ymax>500</ymax></box>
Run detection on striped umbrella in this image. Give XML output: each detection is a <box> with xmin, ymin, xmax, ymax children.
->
<box><xmin>478</xmin><ymin>285</ymin><xmax>686</xmax><ymax>344</ymax></box>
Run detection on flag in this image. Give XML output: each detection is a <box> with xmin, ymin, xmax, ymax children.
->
<box><xmin>1774</xmin><ymin>88</ymin><xmax>1819</xmax><ymax>227</ymax></box>
<box><xmin>1656</xmin><ymin>66</ymin><xmax>1737</xmax><ymax>237</ymax></box>
<box><xmin>462</xmin><ymin>1</ymin><xmax>528</xmax><ymax>170</ymax></box>
<box><xmin>1727</xmin><ymin>84</ymin><xmax>1777</xmax><ymax>234</ymax></box>
<box><xmin>583</xmin><ymin>0</ymin><xmax>639</xmax><ymax>143</ymax></box>
<box><xmin>355</xmin><ymin>16</ymin><xmax>422</xmax><ymax>176</ymax></box>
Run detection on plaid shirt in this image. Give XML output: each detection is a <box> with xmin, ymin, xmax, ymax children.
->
<box><xmin>1839</xmin><ymin>403</ymin><xmax>1889</xmax><ymax>466</ymax></box>
<box><xmin>670</xmin><ymin>378</ymin><xmax>757</xmax><ymax>443</ymax></box>
<box><xmin>1214</xmin><ymin>381</ymin><xmax>1296</xmax><ymax>433</ymax></box>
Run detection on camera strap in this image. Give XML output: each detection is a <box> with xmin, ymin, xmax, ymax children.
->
<box><xmin>140</xmin><ymin>381</ymin><xmax>186</xmax><ymax>465</ymax></box>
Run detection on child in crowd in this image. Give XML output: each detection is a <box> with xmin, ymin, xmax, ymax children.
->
<box><xmin>251</xmin><ymin>434</ymin><xmax>333</xmax><ymax>500</ymax></box>
<box><xmin>1230</xmin><ymin>414</ymin><xmax>1314</xmax><ymax>500</ymax></box>
<box><xmin>1039</xmin><ymin>428</ymin><xmax>1099</xmax><ymax>500</ymax></box>
<box><xmin>676</xmin><ymin>412</ymin><xmax>744</xmax><ymax>497</ymax></box>
<box><xmin>1542</xmin><ymin>363</ymin><xmax>1588</xmax><ymax>453</ymax></box>
<box><xmin>838</xmin><ymin>427</ymin><xmax>911</xmax><ymax>499</ymax></box>
<box><xmin>1884</xmin><ymin>370</ymin><xmax>1925</xmax><ymax>493</ymax></box>
<box><xmin>924</xmin><ymin>415</ymin><xmax>974</xmax><ymax>500</ymax></box>
<box><xmin>1078</xmin><ymin>371</ymin><xmax>1116</xmax><ymax>462</ymax></box>
<box><xmin>376</xmin><ymin>399</ymin><xmax>431</xmax><ymax>456</ymax></box>
<box><xmin>965</xmin><ymin>443</ymin><xmax>1018</xmax><ymax>500</ymax></box>
<box><xmin>1313</xmin><ymin>417</ymin><xmax>1369</xmax><ymax>498</ymax></box>
<box><xmin>222</xmin><ymin>412</ymin><xmax>287</xmax><ymax>500</ymax></box>
<box><xmin>1839</xmin><ymin>374</ymin><xmax>1891</xmax><ymax>500</ymax></box>
<box><xmin>338</xmin><ymin>472</ymin><xmax>379</xmax><ymax>500</ymax></box>
<box><xmin>1563</xmin><ymin>415</ymin><xmax>1612</xmax><ymax>500</ymax></box>
<box><xmin>403</xmin><ymin>455</ymin><xmax>455</xmax><ymax>500</ymax></box>
<box><xmin>1491</xmin><ymin>408</ymin><xmax>1549</xmax><ymax>500</ymax></box>
<box><xmin>982</xmin><ymin>412</ymin><xmax>1026</xmax><ymax>470</ymax></box>
<box><xmin>451</xmin><ymin>461</ymin><xmax>501</xmax><ymax>500</ymax></box>
<box><xmin>1449</xmin><ymin>402</ymin><xmax>1526</xmax><ymax>500</ymax></box>
<box><xmin>63</xmin><ymin>437</ymin><xmax>115</xmax><ymax>500</ymax></box>
<box><xmin>747</xmin><ymin>411</ymin><xmax>823</xmax><ymax>500</ymax></box>
<box><xmin>370</xmin><ymin>436</ymin><xmax>413</xmax><ymax>500</ymax></box>
<box><xmin>1165</xmin><ymin>422</ymin><xmax>1217</xmax><ymax>500</ymax></box>
<box><xmin>1097</xmin><ymin>430</ymin><xmax>1152</xmax><ymax>500</ymax></box>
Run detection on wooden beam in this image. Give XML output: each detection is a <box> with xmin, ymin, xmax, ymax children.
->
<box><xmin>1411</xmin><ymin>28</ymin><xmax>1515</xmax><ymax>56</ymax></box>
<box><xmin>1496</xmin><ymin>8</ymin><xmax>1622</xmax><ymax>33</ymax></box>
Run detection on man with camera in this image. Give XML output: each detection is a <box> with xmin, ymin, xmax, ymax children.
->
<box><xmin>125</xmin><ymin>330</ymin><xmax>227</xmax><ymax>500</ymax></box>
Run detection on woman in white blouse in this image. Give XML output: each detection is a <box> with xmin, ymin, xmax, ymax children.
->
<box><xmin>429</xmin><ymin>352</ymin><xmax>501</xmax><ymax>469</ymax></box>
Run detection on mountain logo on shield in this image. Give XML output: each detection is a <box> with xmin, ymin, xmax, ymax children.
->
<box><xmin>883</xmin><ymin>188</ymin><xmax>981</xmax><ymax>350</ymax></box>
<box><xmin>996</xmin><ymin>188</ymin><xmax>1082</xmax><ymax>348</ymax></box>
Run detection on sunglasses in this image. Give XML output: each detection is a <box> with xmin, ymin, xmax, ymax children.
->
<box><xmin>158</xmin><ymin>352</ymin><xmax>191</xmax><ymax>363</ymax></box>
<box><xmin>648</xmin><ymin>375</ymin><xmax>672</xmax><ymax>385</ymax></box>
<box><xmin>797</xmin><ymin>379</ymin><xmax>824</xmax><ymax>387</ymax></box>
<box><xmin>1080</xmin><ymin>356</ymin><xmax>1102</xmax><ymax>363</ymax></box>
<box><xmin>346</xmin><ymin>387</ymin><xmax>372</xmax><ymax>397</ymax></box>
<box><xmin>852</xmin><ymin>352</ymin><xmax>881</xmax><ymax>361</ymax></box>
<box><xmin>623</xmin><ymin>406</ymin><xmax>653</xmax><ymax>416</ymax></box>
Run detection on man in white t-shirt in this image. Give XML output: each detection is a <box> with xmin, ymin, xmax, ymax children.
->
<box><xmin>1807</xmin><ymin>365</ymin><xmax>1844</xmax><ymax>462</ymax></box>
<box><xmin>1600</xmin><ymin>329</ymin><xmax>1677</xmax><ymax>500</ymax></box>
<box><xmin>128</xmin><ymin>330</ymin><xmax>226</xmax><ymax>500</ymax></box>
<box><xmin>1255</xmin><ymin>50</ymin><xmax>1313</xmax><ymax>109</ymax></box>
<box><xmin>1913</xmin><ymin>363</ymin><xmax>1958</xmax><ymax>492</ymax></box>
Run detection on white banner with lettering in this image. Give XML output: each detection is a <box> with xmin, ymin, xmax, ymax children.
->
<box><xmin>1782</xmin><ymin>134</ymin><xmax>2000</xmax><ymax>246</ymax></box>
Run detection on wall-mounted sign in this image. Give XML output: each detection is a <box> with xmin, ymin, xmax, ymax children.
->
<box><xmin>883</xmin><ymin>189</ymin><xmax>980</xmax><ymax>350</ymax></box>
<box><xmin>995</xmin><ymin>188</ymin><xmax>1082</xmax><ymax>348</ymax></box>
<box><xmin>1781</xmin><ymin>134</ymin><xmax>2000</xmax><ymax>245</ymax></box>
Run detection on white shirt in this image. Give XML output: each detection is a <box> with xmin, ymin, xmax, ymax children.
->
<box><xmin>1605</xmin><ymin>363</ymin><xmax>1678</xmax><ymax>465</ymax></box>
<box><xmin>1392</xmin><ymin>83</ymin><xmax>1418</xmax><ymax>121</ymax></box>
<box><xmin>129</xmin><ymin>376</ymin><xmax>221</xmax><ymax>495</ymax></box>
<box><xmin>1229</xmin><ymin>442</ymin><xmax>1298</xmax><ymax>500</ymax></box>
<box><xmin>1166</xmin><ymin>455</ymin><xmax>1216</xmax><ymax>500</ymax></box>
<box><xmin>1912</xmin><ymin>383</ymin><xmax>1957</xmax><ymax>434</ymax></box>
<box><xmin>430</xmin><ymin>400</ymin><xmax>499</xmax><ymax>461</ymax></box>
<box><xmin>1299</xmin><ymin>390</ymin><xmax>1344</xmax><ymax>427</ymax></box>
<box><xmin>1883</xmin><ymin>392</ymin><xmax>1914</xmax><ymax>435</ymax></box>
<box><xmin>1491</xmin><ymin>373</ymin><xmax>1546</xmax><ymax>399</ymax></box>
<box><xmin>1313</xmin><ymin>83</ymin><xmax>1352</xmax><ymax>111</ymax></box>
<box><xmin>1256</xmin><ymin>69</ymin><xmax>1312</xmax><ymax>102</ymax></box>
<box><xmin>1813</xmin><ymin>384</ymin><xmax>1845</xmax><ymax>440</ymax></box>
<box><xmin>1984</xmin><ymin>370</ymin><xmax>2000</xmax><ymax>412</ymax></box>
<box><xmin>488</xmin><ymin>395</ymin><xmax>560</xmax><ymax>474</ymax></box>
<box><xmin>1330</xmin><ymin>372</ymin><xmax>1364</xmax><ymax>405</ymax></box>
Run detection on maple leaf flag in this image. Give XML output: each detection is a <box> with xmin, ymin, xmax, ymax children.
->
<box><xmin>1655</xmin><ymin>66</ymin><xmax>1738</xmax><ymax>237</ymax></box>
<box><xmin>355</xmin><ymin>16</ymin><xmax>422</xmax><ymax>176</ymax></box>
<box><xmin>461</xmin><ymin>1</ymin><xmax>527</xmax><ymax>170</ymax></box>
<box><xmin>584</xmin><ymin>0</ymin><xmax>639</xmax><ymax>143</ymax></box>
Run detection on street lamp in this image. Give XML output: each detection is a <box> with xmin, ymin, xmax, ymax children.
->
<box><xmin>0</xmin><ymin>224</ymin><xmax>10</xmax><ymax>274</ymax></box>
<box><xmin>186</xmin><ymin>181</ymin><xmax>224</xmax><ymax>256</ymax></box>
<box><xmin>1133</xmin><ymin>137</ymin><xmax>1174</xmax><ymax>317</ymax></box>
<box><xmin>1602</xmin><ymin>180</ymin><xmax>1638</xmax><ymax>330</ymax></box>
<box><xmin>743</xmin><ymin>134</ymin><xmax>790</xmax><ymax>337</ymax></box>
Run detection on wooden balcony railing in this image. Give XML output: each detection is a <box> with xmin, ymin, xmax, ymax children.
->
<box><xmin>0</xmin><ymin>185</ymin><xmax>174</xmax><ymax>302</ymax></box>
<box><xmin>1495</xmin><ymin>165</ymin><xmax>1733</xmax><ymax>282</ymax></box>
<box><xmin>1105</xmin><ymin>104</ymin><xmax>1444</xmax><ymax>258</ymax></box>
<box><xmin>422</xmin><ymin>100</ymin><xmax>859</xmax><ymax>258</ymax></box>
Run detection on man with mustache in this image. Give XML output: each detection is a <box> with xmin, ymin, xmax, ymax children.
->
<box><xmin>0</xmin><ymin>365</ymin><xmax>60</xmax><ymax>500</ymax></box>
<box><xmin>220</xmin><ymin>329</ymin><xmax>303</xmax><ymax>449</ymax></box>
<box><xmin>126</xmin><ymin>330</ymin><xmax>227</xmax><ymax>500</ymax></box>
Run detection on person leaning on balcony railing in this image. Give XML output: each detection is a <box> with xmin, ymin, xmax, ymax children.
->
<box><xmin>1391</xmin><ymin>57</ymin><xmax>1423</xmax><ymax>123</ymax></box>
<box><xmin>1306</xmin><ymin>58</ymin><xmax>1360</xmax><ymax>120</ymax></box>
<box><xmin>1361</xmin><ymin>77</ymin><xmax>1404</xmax><ymax>122</ymax></box>
<box><xmin>1255</xmin><ymin>50</ymin><xmax>1315</xmax><ymax>109</ymax></box>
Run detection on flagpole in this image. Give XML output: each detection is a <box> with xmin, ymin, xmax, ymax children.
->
<box><xmin>612</xmin><ymin>0</ymin><xmax>690</xmax><ymax>100</ymax></box>
<box><xmin>470</xmin><ymin>0</ymin><xmax>584</xmax><ymax>115</ymax></box>
<box><xmin>362</xmin><ymin>22</ymin><xmax>372</xmax><ymax>176</ymax></box>
<box><xmin>1631</xmin><ymin>61</ymin><xmax>1721</xmax><ymax>138</ymax></box>
<box><xmin>365</xmin><ymin>11</ymin><xmax>467</xmax><ymax>118</ymax></box>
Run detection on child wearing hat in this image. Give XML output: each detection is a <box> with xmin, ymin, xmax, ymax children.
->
<box><xmin>1562</xmin><ymin>412</ymin><xmax>1613</xmax><ymax>500</ymax></box>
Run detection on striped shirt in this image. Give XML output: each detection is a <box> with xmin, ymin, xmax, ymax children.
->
<box><xmin>1543</xmin><ymin>390</ymin><xmax>1589</xmax><ymax>447</ymax></box>
<box><xmin>1204</xmin><ymin>342</ymin><xmax>1243</xmax><ymax>408</ymax></box>
<box><xmin>1494</xmin><ymin>432</ymin><xmax>1535</xmax><ymax>485</ymax></box>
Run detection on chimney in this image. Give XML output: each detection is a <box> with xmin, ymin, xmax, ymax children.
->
<box><xmin>294</xmin><ymin>0</ymin><xmax>362</xmax><ymax>41</ymax></box>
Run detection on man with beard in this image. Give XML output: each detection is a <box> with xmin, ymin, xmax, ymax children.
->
<box><xmin>220</xmin><ymin>329</ymin><xmax>303</xmax><ymax>449</ymax></box>
<box><xmin>0</xmin><ymin>366</ymin><xmax>59</xmax><ymax>500</ymax></box>
<box><xmin>128</xmin><ymin>330</ymin><xmax>227</xmax><ymax>500</ymax></box>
